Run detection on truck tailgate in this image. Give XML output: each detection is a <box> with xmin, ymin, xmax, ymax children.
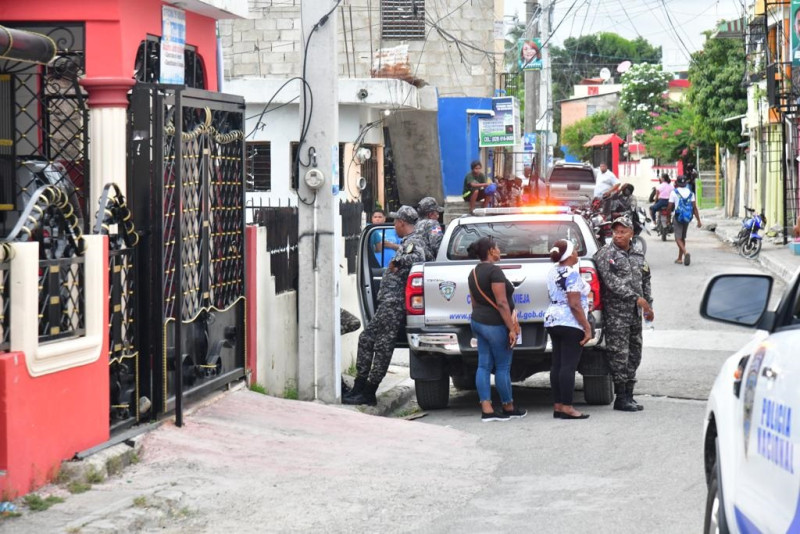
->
<box><xmin>422</xmin><ymin>260</ymin><xmax>552</xmax><ymax>326</ymax></box>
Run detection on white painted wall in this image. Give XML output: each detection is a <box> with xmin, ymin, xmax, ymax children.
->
<box><xmin>229</xmin><ymin>78</ymin><xmax>399</xmax><ymax>208</ymax></box>
<box><xmin>252</xmin><ymin>228</ymin><xmax>360</xmax><ymax>396</ymax></box>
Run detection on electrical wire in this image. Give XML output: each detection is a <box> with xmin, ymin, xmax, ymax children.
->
<box><xmin>292</xmin><ymin>0</ymin><xmax>342</xmax><ymax>205</ymax></box>
<box><xmin>246</xmin><ymin>76</ymin><xmax>310</xmax><ymax>139</ymax></box>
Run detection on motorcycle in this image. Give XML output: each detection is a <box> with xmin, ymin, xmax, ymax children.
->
<box><xmin>737</xmin><ymin>206</ymin><xmax>765</xmax><ymax>259</ymax></box>
<box><xmin>587</xmin><ymin>186</ymin><xmax>648</xmax><ymax>254</ymax></box>
<box><xmin>654</xmin><ymin>206</ymin><xmax>673</xmax><ymax>242</ymax></box>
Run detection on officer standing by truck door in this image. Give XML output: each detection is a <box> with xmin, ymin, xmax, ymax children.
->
<box><xmin>344</xmin><ymin>206</ymin><xmax>426</xmax><ymax>406</ymax></box>
<box><xmin>415</xmin><ymin>196</ymin><xmax>444</xmax><ymax>261</ymax></box>
<box><xmin>593</xmin><ymin>216</ymin><xmax>653</xmax><ymax>412</ymax></box>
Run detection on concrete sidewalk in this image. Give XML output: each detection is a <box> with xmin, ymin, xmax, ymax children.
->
<box><xmin>1</xmin><ymin>383</ymin><xmax>492</xmax><ymax>533</ymax></box>
<box><xmin>1</xmin><ymin>364</ymin><xmax>420</xmax><ymax>532</ymax></box>
<box><xmin>700</xmin><ymin>208</ymin><xmax>800</xmax><ymax>282</ymax></box>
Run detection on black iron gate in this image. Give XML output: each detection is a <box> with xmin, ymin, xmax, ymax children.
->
<box><xmin>95</xmin><ymin>183</ymin><xmax>140</xmax><ymax>432</ymax></box>
<box><xmin>129</xmin><ymin>84</ymin><xmax>246</xmax><ymax>425</ymax></box>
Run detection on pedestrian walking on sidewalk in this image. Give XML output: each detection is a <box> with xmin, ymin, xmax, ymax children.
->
<box><xmin>667</xmin><ymin>175</ymin><xmax>702</xmax><ymax>266</ymax></box>
<box><xmin>545</xmin><ymin>239</ymin><xmax>593</xmax><ymax>420</ymax></box>
<box><xmin>415</xmin><ymin>196</ymin><xmax>444</xmax><ymax>261</ymax></box>
<box><xmin>467</xmin><ymin>237</ymin><xmax>526</xmax><ymax>422</ymax></box>
<box><xmin>344</xmin><ymin>206</ymin><xmax>426</xmax><ymax>406</ymax></box>
<box><xmin>593</xmin><ymin>217</ymin><xmax>653</xmax><ymax>412</ymax></box>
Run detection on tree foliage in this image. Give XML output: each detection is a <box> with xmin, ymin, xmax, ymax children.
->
<box><xmin>686</xmin><ymin>34</ymin><xmax>747</xmax><ymax>151</ymax></box>
<box><xmin>549</xmin><ymin>33</ymin><xmax>660</xmax><ymax>136</ymax></box>
<box><xmin>561</xmin><ymin>110</ymin><xmax>628</xmax><ymax>161</ymax></box>
<box><xmin>641</xmin><ymin>102</ymin><xmax>696</xmax><ymax>162</ymax></box>
<box><xmin>550</xmin><ymin>33</ymin><xmax>661</xmax><ymax>105</ymax></box>
<box><xmin>619</xmin><ymin>63</ymin><xmax>672</xmax><ymax>130</ymax></box>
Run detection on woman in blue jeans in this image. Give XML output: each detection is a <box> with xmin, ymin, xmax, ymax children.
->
<box><xmin>544</xmin><ymin>239</ymin><xmax>593</xmax><ymax>419</ymax></box>
<box><xmin>467</xmin><ymin>237</ymin><xmax>526</xmax><ymax>422</ymax></box>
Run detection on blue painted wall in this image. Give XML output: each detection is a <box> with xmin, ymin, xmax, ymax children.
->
<box><xmin>438</xmin><ymin>97</ymin><xmax>493</xmax><ymax>197</ymax></box>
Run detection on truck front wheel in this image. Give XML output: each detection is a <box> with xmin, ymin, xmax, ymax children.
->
<box><xmin>583</xmin><ymin>374</ymin><xmax>613</xmax><ymax>405</ymax></box>
<box><xmin>450</xmin><ymin>373</ymin><xmax>476</xmax><ymax>391</ymax></box>
<box><xmin>415</xmin><ymin>375</ymin><xmax>450</xmax><ymax>410</ymax></box>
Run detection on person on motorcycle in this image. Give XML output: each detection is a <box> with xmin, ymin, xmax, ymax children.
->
<box><xmin>649</xmin><ymin>174</ymin><xmax>674</xmax><ymax>227</ymax></box>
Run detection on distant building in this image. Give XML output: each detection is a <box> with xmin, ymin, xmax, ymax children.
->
<box><xmin>559</xmin><ymin>79</ymin><xmax>622</xmax><ymax>138</ymax></box>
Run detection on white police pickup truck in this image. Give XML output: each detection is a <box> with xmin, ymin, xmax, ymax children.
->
<box><xmin>700</xmin><ymin>269</ymin><xmax>800</xmax><ymax>533</ymax></box>
<box><xmin>358</xmin><ymin>206</ymin><xmax>613</xmax><ymax>410</ymax></box>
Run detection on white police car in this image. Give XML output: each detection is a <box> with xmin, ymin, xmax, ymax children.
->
<box><xmin>700</xmin><ymin>270</ymin><xmax>800</xmax><ymax>533</ymax></box>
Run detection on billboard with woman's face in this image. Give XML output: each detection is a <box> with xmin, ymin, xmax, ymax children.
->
<box><xmin>793</xmin><ymin>1</ymin><xmax>800</xmax><ymax>66</ymax></box>
<box><xmin>518</xmin><ymin>38</ymin><xmax>542</xmax><ymax>71</ymax></box>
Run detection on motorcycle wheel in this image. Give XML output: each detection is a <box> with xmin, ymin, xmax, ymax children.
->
<box><xmin>632</xmin><ymin>235</ymin><xmax>647</xmax><ymax>255</ymax></box>
<box><xmin>740</xmin><ymin>237</ymin><xmax>762</xmax><ymax>259</ymax></box>
<box><xmin>659</xmin><ymin>222</ymin><xmax>667</xmax><ymax>241</ymax></box>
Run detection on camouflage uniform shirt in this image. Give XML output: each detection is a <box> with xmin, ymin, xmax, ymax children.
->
<box><xmin>414</xmin><ymin>218</ymin><xmax>443</xmax><ymax>261</ymax></box>
<box><xmin>377</xmin><ymin>232</ymin><xmax>426</xmax><ymax>302</ymax></box>
<box><xmin>593</xmin><ymin>241</ymin><xmax>652</xmax><ymax>327</ymax></box>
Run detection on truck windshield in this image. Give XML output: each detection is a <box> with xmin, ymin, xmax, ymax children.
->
<box><xmin>447</xmin><ymin>221</ymin><xmax>587</xmax><ymax>260</ymax></box>
<box><xmin>548</xmin><ymin>168</ymin><xmax>595</xmax><ymax>183</ymax></box>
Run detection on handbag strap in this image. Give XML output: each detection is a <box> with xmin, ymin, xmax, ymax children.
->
<box><xmin>471</xmin><ymin>265</ymin><xmax>501</xmax><ymax>313</ymax></box>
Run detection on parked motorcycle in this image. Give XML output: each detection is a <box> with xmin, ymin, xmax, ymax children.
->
<box><xmin>737</xmin><ymin>206</ymin><xmax>765</xmax><ymax>259</ymax></box>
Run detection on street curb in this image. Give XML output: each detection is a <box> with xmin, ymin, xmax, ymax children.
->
<box><xmin>59</xmin><ymin>437</ymin><xmax>144</xmax><ymax>486</ymax></box>
<box><xmin>362</xmin><ymin>378</ymin><xmax>416</xmax><ymax>417</ymax></box>
<box><xmin>701</xmin><ymin>212</ymin><xmax>796</xmax><ymax>283</ymax></box>
<box><xmin>339</xmin><ymin>375</ymin><xmax>417</xmax><ymax>417</ymax></box>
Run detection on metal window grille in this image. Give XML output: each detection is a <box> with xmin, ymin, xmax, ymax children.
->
<box><xmin>246</xmin><ymin>141</ymin><xmax>271</xmax><ymax>191</ymax></box>
<box><xmin>381</xmin><ymin>0</ymin><xmax>426</xmax><ymax>40</ymax></box>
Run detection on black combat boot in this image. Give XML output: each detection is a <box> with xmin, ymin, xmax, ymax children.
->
<box><xmin>626</xmin><ymin>381</ymin><xmax>644</xmax><ymax>411</ymax></box>
<box><xmin>343</xmin><ymin>376</ymin><xmax>366</xmax><ymax>401</ymax></box>
<box><xmin>342</xmin><ymin>380</ymin><xmax>378</xmax><ymax>406</ymax></box>
<box><xmin>613</xmin><ymin>382</ymin><xmax>638</xmax><ymax>412</ymax></box>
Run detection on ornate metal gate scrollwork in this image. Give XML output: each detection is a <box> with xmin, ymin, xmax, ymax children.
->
<box><xmin>129</xmin><ymin>85</ymin><xmax>246</xmax><ymax>423</ymax></box>
<box><xmin>95</xmin><ymin>183</ymin><xmax>140</xmax><ymax>430</ymax></box>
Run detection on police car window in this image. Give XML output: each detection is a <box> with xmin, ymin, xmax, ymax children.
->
<box><xmin>447</xmin><ymin>221</ymin><xmax>586</xmax><ymax>260</ymax></box>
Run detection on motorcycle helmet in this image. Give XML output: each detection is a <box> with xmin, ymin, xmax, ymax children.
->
<box><xmin>485</xmin><ymin>183</ymin><xmax>497</xmax><ymax>195</ymax></box>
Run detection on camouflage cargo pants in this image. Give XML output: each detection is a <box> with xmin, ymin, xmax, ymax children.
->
<box><xmin>604</xmin><ymin>323</ymin><xmax>643</xmax><ymax>385</ymax></box>
<box><xmin>356</xmin><ymin>298</ymin><xmax>405</xmax><ymax>385</ymax></box>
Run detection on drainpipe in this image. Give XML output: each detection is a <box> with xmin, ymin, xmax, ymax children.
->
<box><xmin>0</xmin><ymin>25</ymin><xmax>56</xmax><ymax>64</ymax></box>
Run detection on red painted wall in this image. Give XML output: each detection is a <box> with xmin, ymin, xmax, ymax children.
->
<box><xmin>0</xmin><ymin>238</ymin><xmax>109</xmax><ymax>498</ymax></box>
<box><xmin>0</xmin><ymin>0</ymin><xmax>218</xmax><ymax>90</ymax></box>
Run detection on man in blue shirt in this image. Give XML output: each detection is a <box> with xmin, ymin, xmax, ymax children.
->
<box><xmin>369</xmin><ymin>210</ymin><xmax>400</xmax><ymax>267</ymax></box>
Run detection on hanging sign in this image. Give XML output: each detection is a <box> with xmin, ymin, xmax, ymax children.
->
<box><xmin>160</xmin><ymin>6</ymin><xmax>186</xmax><ymax>84</ymax></box>
<box><xmin>518</xmin><ymin>38</ymin><xmax>542</xmax><ymax>71</ymax></box>
<box><xmin>479</xmin><ymin>97</ymin><xmax>520</xmax><ymax>147</ymax></box>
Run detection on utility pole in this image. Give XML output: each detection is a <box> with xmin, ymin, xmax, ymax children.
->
<box><xmin>298</xmin><ymin>2</ymin><xmax>341</xmax><ymax>403</ymax></box>
<box><xmin>538</xmin><ymin>0</ymin><xmax>552</xmax><ymax>184</ymax></box>
<box><xmin>524</xmin><ymin>1</ymin><xmax>540</xmax><ymax>175</ymax></box>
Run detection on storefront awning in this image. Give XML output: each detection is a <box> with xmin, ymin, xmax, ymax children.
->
<box><xmin>0</xmin><ymin>25</ymin><xmax>56</xmax><ymax>65</ymax></box>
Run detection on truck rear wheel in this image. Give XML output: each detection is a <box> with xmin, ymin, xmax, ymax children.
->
<box><xmin>415</xmin><ymin>375</ymin><xmax>450</xmax><ymax>410</ymax></box>
<box><xmin>583</xmin><ymin>374</ymin><xmax>613</xmax><ymax>405</ymax></box>
<box><xmin>450</xmin><ymin>373</ymin><xmax>476</xmax><ymax>391</ymax></box>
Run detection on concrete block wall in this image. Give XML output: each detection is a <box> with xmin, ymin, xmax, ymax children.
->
<box><xmin>251</xmin><ymin>226</ymin><xmax>360</xmax><ymax>398</ymax></box>
<box><xmin>220</xmin><ymin>0</ymin><xmax>498</xmax><ymax>97</ymax></box>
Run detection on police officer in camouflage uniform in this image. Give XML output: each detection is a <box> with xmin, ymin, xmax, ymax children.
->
<box><xmin>415</xmin><ymin>196</ymin><xmax>444</xmax><ymax>261</ymax></box>
<box><xmin>343</xmin><ymin>206</ymin><xmax>426</xmax><ymax>406</ymax></box>
<box><xmin>593</xmin><ymin>216</ymin><xmax>653</xmax><ymax>412</ymax></box>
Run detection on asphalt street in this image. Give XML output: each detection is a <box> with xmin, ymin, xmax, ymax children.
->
<box><xmin>413</xmin><ymin>223</ymin><xmax>783</xmax><ymax>534</ymax></box>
